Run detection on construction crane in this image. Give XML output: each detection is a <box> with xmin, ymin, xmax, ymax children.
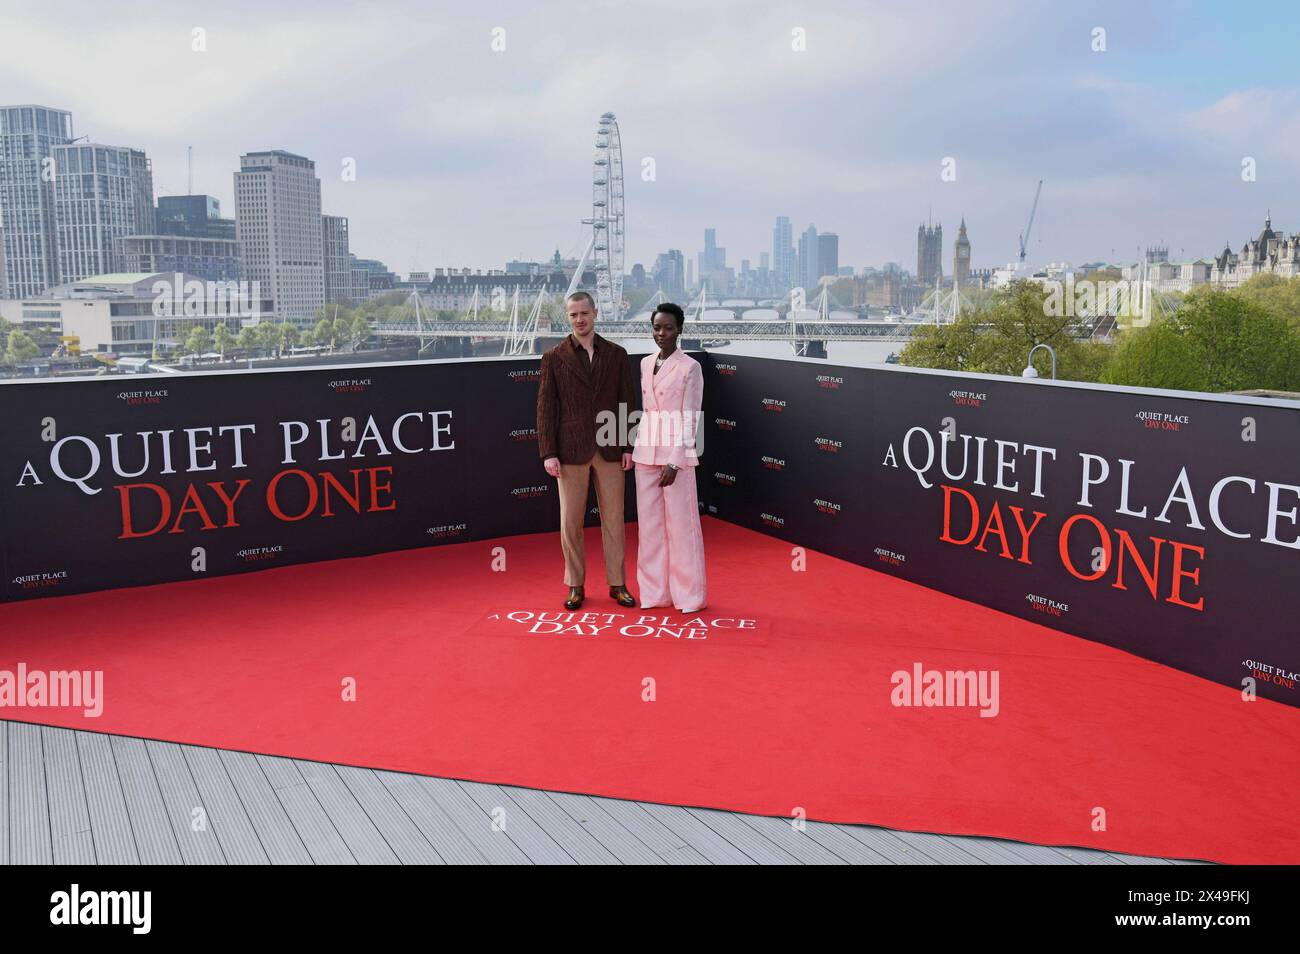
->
<box><xmin>1018</xmin><ymin>179</ymin><xmax>1043</xmax><ymax>264</ymax></box>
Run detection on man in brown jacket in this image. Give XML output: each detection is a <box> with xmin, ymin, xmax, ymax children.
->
<box><xmin>536</xmin><ymin>291</ymin><xmax>638</xmax><ymax>610</ymax></box>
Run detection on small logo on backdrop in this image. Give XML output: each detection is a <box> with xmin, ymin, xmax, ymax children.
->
<box><xmin>1135</xmin><ymin>410</ymin><xmax>1190</xmax><ymax>432</ymax></box>
<box><xmin>714</xmin><ymin>471</ymin><xmax>737</xmax><ymax>486</ymax></box>
<box><xmin>509</xmin><ymin>427</ymin><xmax>538</xmax><ymax>442</ymax></box>
<box><xmin>1</xmin><ymin>664</ymin><xmax>103</xmax><ymax>718</ymax></box>
<box><xmin>12</xmin><ymin>569</ymin><xmax>69</xmax><ymax>590</ymax></box>
<box><xmin>237</xmin><ymin>545</ymin><xmax>283</xmax><ymax>562</ymax></box>
<box><xmin>760</xmin><ymin>511</ymin><xmax>785</xmax><ymax>528</ymax></box>
<box><xmin>473</xmin><ymin>610</ymin><xmax>765</xmax><ymax>645</ymax></box>
<box><xmin>760</xmin><ymin>397</ymin><xmax>786</xmax><ymax>412</ymax></box>
<box><xmin>328</xmin><ymin>378</ymin><xmax>371</xmax><ymax>393</ymax></box>
<box><xmin>891</xmin><ymin>663</ymin><xmax>1000</xmax><ymax>718</ymax></box>
<box><xmin>116</xmin><ymin>389</ymin><xmax>168</xmax><ymax>406</ymax></box>
<box><xmin>761</xmin><ymin>455</ymin><xmax>785</xmax><ymax>471</ymax></box>
<box><xmin>1025</xmin><ymin>593</ymin><xmax>1069</xmax><ymax>617</ymax></box>
<box><xmin>426</xmin><ymin>523</ymin><xmax>468</xmax><ymax>539</ymax></box>
<box><xmin>813</xmin><ymin>436</ymin><xmax>842</xmax><ymax>453</ymax></box>
<box><xmin>948</xmin><ymin>389</ymin><xmax>986</xmax><ymax>407</ymax></box>
<box><xmin>714</xmin><ymin>362</ymin><xmax>738</xmax><ymax>376</ymax></box>
<box><xmin>511</xmin><ymin>485</ymin><xmax>549</xmax><ymax>499</ymax></box>
<box><xmin>1242</xmin><ymin>658</ymin><xmax>1298</xmax><ymax>691</ymax></box>
<box><xmin>508</xmin><ymin>368</ymin><xmax>541</xmax><ymax>383</ymax></box>
<box><xmin>50</xmin><ymin>884</ymin><xmax>150</xmax><ymax>934</ymax></box>
<box><xmin>874</xmin><ymin>547</ymin><xmax>906</xmax><ymax>567</ymax></box>
<box><xmin>815</xmin><ymin>373</ymin><xmax>843</xmax><ymax>390</ymax></box>
<box><xmin>813</xmin><ymin>497</ymin><xmax>841</xmax><ymax>515</ymax></box>
<box><xmin>714</xmin><ymin>417</ymin><xmax>737</xmax><ymax>431</ymax></box>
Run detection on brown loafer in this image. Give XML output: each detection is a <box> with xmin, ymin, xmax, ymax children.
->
<box><xmin>564</xmin><ymin>586</ymin><xmax>584</xmax><ymax>610</ymax></box>
<box><xmin>609</xmin><ymin>585</ymin><xmax>636</xmax><ymax>608</ymax></box>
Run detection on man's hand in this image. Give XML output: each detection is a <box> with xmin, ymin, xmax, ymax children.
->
<box><xmin>658</xmin><ymin>464</ymin><xmax>677</xmax><ymax>487</ymax></box>
<box><xmin>622</xmin><ymin>453</ymin><xmax>634</xmax><ymax>471</ymax></box>
<box><xmin>543</xmin><ymin>457</ymin><xmax>561</xmax><ymax>478</ymax></box>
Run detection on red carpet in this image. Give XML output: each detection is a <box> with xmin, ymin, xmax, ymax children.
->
<box><xmin>2</xmin><ymin>517</ymin><xmax>1297</xmax><ymax>864</ymax></box>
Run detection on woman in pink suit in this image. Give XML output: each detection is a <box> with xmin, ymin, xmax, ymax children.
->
<box><xmin>632</xmin><ymin>303</ymin><xmax>707</xmax><ymax>613</ymax></box>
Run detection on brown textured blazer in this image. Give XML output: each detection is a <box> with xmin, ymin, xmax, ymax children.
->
<box><xmin>536</xmin><ymin>332</ymin><xmax>635</xmax><ymax>464</ymax></box>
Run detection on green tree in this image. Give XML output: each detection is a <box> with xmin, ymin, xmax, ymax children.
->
<box><xmin>4</xmin><ymin>329</ymin><xmax>40</xmax><ymax>364</ymax></box>
<box><xmin>237</xmin><ymin>324</ymin><xmax>261</xmax><ymax>353</ymax></box>
<box><xmin>1102</xmin><ymin>290</ymin><xmax>1300</xmax><ymax>392</ymax></box>
<box><xmin>185</xmin><ymin>325</ymin><xmax>212</xmax><ymax>355</ymax></box>
<box><xmin>313</xmin><ymin>317</ymin><xmax>337</xmax><ymax>350</ymax></box>
<box><xmin>897</xmin><ymin>315</ymin><xmax>986</xmax><ymax>371</ymax></box>
<box><xmin>257</xmin><ymin>321</ymin><xmax>284</xmax><ymax>355</ymax></box>
<box><xmin>279</xmin><ymin>322</ymin><xmax>301</xmax><ymax>351</ymax></box>
<box><xmin>900</xmin><ymin>280</ymin><xmax>1106</xmax><ymax>381</ymax></box>
<box><xmin>213</xmin><ymin>323</ymin><xmax>235</xmax><ymax>358</ymax></box>
<box><xmin>349</xmin><ymin>315</ymin><xmax>371</xmax><ymax>349</ymax></box>
<box><xmin>1233</xmin><ymin>273</ymin><xmax>1300</xmax><ymax>327</ymax></box>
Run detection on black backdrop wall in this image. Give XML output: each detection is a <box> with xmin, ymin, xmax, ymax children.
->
<box><xmin>700</xmin><ymin>353</ymin><xmax>1300</xmax><ymax>707</ymax></box>
<box><xmin>0</xmin><ymin>358</ymin><xmax>637</xmax><ymax>600</ymax></box>
<box><xmin>2</xmin><ymin>353</ymin><xmax>1297</xmax><ymax>705</ymax></box>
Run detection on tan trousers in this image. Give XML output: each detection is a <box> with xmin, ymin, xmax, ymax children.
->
<box><xmin>557</xmin><ymin>453</ymin><xmax>626</xmax><ymax>587</ymax></box>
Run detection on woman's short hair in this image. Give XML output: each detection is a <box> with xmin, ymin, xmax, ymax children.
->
<box><xmin>651</xmin><ymin>302</ymin><xmax>685</xmax><ymax>330</ymax></box>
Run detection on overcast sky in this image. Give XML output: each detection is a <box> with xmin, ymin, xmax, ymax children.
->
<box><xmin>4</xmin><ymin>0</ymin><xmax>1298</xmax><ymax>276</ymax></box>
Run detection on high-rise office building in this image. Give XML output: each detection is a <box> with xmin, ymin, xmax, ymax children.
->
<box><xmin>52</xmin><ymin>143</ymin><xmax>154</xmax><ymax>282</ymax></box>
<box><xmin>817</xmin><ymin>232</ymin><xmax>839</xmax><ymax>281</ymax></box>
<box><xmin>698</xmin><ymin>227</ymin><xmax>730</xmax><ymax>293</ymax></box>
<box><xmin>917</xmin><ymin>221</ymin><xmax>943</xmax><ymax>289</ymax></box>
<box><xmin>157</xmin><ymin>194</ymin><xmax>236</xmax><ymax>240</ymax></box>
<box><xmin>234</xmin><ymin>150</ymin><xmax>324</xmax><ymax>322</ymax></box>
<box><xmin>773</xmin><ymin>216</ymin><xmax>793</xmax><ymax>289</ymax></box>
<box><xmin>322</xmin><ymin>214</ymin><xmax>351</xmax><ymax>303</ymax></box>
<box><xmin>653</xmin><ymin>249</ymin><xmax>685</xmax><ymax>296</ymax></box>
<box><xmin>119</xmin><ymin>192</ymin><xmax>239</xmax><ymax>283</ymax></box>
<box><xmin>0</xmin><ymin>105</ymin><xmax>73</xmax><ymax>297</ymax></box>
<box><xmin>115</xmin><ymin>235</ymin><xmax>241</xmax><ymax>283</ymax></box>
<box><xmin>953</xmin><ymin>218</ymin><xmax>971</xmax><ymax>289</ymax></box>
<box><xmin>798</xmin><ymin>224</ymin><xmax>819</xmax><ymax>289</ymax></box>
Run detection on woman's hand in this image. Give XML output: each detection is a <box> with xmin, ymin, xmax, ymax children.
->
<box><xmin>658</xmin><ymin>464</ymin><xmax>677</xmax><ymax>487</ymax></box>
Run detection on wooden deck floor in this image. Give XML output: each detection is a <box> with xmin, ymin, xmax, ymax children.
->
<box><xmin>0</xmin><ymin>721</ymin><xmax>1206</xmax><ymax>865</ymax></box>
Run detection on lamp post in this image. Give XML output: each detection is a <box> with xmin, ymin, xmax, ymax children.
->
<box><xmin>1022</xmin><ymin>343</ymin><xmax>1056</xmax><ymax>380</ymax></box>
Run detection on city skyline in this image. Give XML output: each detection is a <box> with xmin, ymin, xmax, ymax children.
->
<box><xmin>1</xmin><ymin>1</ymin><xmax>1298</xmax><ymax>277</ymax></box>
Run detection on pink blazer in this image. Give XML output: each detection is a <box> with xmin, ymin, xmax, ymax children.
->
<box><xmin>633</xmin><ymin>349</ymin><xmax>703</xmax><ymax>467</ymax></box>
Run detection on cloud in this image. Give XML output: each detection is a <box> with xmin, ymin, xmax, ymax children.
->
<box><xmin>1</xmin><ymin>0</ymin><xmax>1296</xmax><ymax>275</ymax></box>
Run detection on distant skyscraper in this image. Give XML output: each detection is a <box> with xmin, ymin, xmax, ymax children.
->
<box><xmin>52</xmin><ymin>143</ymin><xmax>154</xmax><ymax>282</ymax></box>
<box><xmin>234</xmin><ymin>150</ymin><xmax>323</xmax><ymax>322</ymax></box>
<box><xmin>773</xmin><ymin>216</ymin><xmax>793</xmax><ymax>288</ymax></box>
<box><xmin>321</xmin><ymin>214</ymin><xmax>351</xmax><ymax>303</ymax></box>
<box><xmin>653</xmin><ymin>249</ymin><xmax>685</xmax><ymax>296</ymax></box>
<box><xmin>798</xmin><ymin>224</ymin><xmax>819</xmax><ymax>289</ymax></box>
<box><xmin>917</xmin><ymin>221</ymin><xmax>943</xmax><ymax>289</ymax></box>
<box><xmin>698</xmin><ymin>227</ymin><xmax>729</xmax><ymax>293</ymax></box>
<box><xmin>817</xmin><ymin>232</ymin><xmax>839</xmax><ymax>281</ymax></box>
<box><xmin>953</xmin><ymin>218</ymin><xmax>971</xmax><ymax>289</ymax></box>
<box><xmin>0</xmin><ymin>105</ymin><xmax>73</xmax><ymax>297</ymax></box>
